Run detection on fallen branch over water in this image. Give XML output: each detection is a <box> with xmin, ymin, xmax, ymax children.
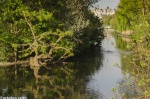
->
<box><xmin>117</xmin><ymin>33</ymin><xmax>131</xmax><ymax>38</ymax></box>
<box><xmin>0</xmin><ymin>60</ymin><xmax>69</xmax><ymax>67</ymax></box>
<box><xmin>0</xmin><ymin>61</ymin><xmax>29</xmax><ymax>67</ymax></box>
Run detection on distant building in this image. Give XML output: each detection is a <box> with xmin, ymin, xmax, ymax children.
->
<box><xmin>91</xmin><ymin>6</ymin><xmax>116</xmax><ymax>19</ymax></box>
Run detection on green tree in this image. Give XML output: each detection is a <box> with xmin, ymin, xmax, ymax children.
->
<box><xmin>0</xmin><ymin>0</ymin><xmax>104</xmax><ymax>66</ymax></box>
<box><xmin>0</xmin><ymin>0</ymin><xmax>74</xmax><ymax>66</ymax></box>
<box><xmin>111</xmin><ymin>0</ymin><xmax>150</xmax><ymax>98</ymax></box>
<box><xmin>111</xmin><ymin>0</ymin><xmax>143</xmax><ymax>31</ymax></box>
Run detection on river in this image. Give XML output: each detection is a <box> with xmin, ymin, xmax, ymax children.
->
<box><xmin>0</xmin><ymin>29</ymin><xmax>131</xmax><ymax>99</ymax></box>
<box><xmin>75</xmin><ymin>29</ymin><xmax>129</xmax><ymax>98</ymax></box>
<box><xmin>86</xmin><ymin>29</ymin><xmax>124</xmax><ymax>98</ymax></box>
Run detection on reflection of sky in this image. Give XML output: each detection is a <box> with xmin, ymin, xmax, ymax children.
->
<box><xmin>94</xmin><ymin>0</ymin><xmax>120</xmax><ymax>9</ymax></box>
<box><xmin>87</xmin><ymin>31</ymin><xmax>124</xmax><ymax>98</ymax></box>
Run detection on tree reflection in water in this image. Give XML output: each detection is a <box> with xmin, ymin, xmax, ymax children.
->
<box><xmin>0</xmin><ymin>47</ymin><xmax>104</xmax><ymax>99</ymax></box>
<box><xmin>0</xmin><ymin>64</ymin><xmax>78</xmax><ymax>98</ymax></box>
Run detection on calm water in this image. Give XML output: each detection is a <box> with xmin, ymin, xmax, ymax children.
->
<box><xmin>86</xmin><ymin>30</ymin><xmax>124</xmax><ymax>98</ymax></box>
<box><xmin>0</xmin><ymin>30</ymin><xmax>130</xmax><ymax>99</ymax></box>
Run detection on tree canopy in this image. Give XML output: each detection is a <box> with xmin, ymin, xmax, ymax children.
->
<box><xmin>0</xmin><ymin>0</ymin><xmax>104</xmax><ymax>66</ymax></box>
<box><xmin>110</xmin><ymin>0</ymin><xmax>149</xmax><ymax>30</ymax></box>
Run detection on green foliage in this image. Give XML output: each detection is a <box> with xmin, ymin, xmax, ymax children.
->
<box><xmin>110</xmin><ymin>0</ymin><xmax>143</xmax><ymax>31</ymax></box>
<box><xmin>0</xmin><ymin>0</ymin><xmax>104</xmax><ymax>64</ymax></box>
<box><xmin>74</xmin><ymin>11</ymin><xmax>104</xmax><ymax>52</ymax></box>
<box><xmin>102</xmin><ymin>15</ymin><xmax>114</xmax><ymax>25</ymax></box>
<box><xmin>110</xmin><ymin>0</ymin><xmax>150</xmax><ymax>98</ymax></box>
<box><xmin>130</xmin><ymin>18</ymin><xmax>150</xmax><ymax>98</ymax></box>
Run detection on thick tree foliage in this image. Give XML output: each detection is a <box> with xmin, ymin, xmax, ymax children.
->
<box><xmin>111</xmin><ymin>0</ymin><xmax>142</xmax><ymax>31</ymax></box>
<box><xmin>0</xmin><ymin>0</ymin><xmax>103</xmax><ymax>66</ymax></box>
<box><xmin>111</xmin><ymin>0</ymin><xmax>150</xmax><ymax>98</ymax></box>
<box><xmin>111</xmin><ymin>0</ymin><xmax>150</xmax><ymax>31</ymax></box>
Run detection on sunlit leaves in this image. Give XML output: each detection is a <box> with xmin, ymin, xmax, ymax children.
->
<box><xmin>0</xmin><ymin>0</ymin><xmax>103</xmax><ymax>65</ymax></box>
<box><xmin>36</xmin><ymin>10</ymin><xmax>53</xmax><ymax>21</ymax></box>
<box><xmin>112</xmin><ymin>0</ymin><xmax>143</xmax><ymax>31</ymax></box>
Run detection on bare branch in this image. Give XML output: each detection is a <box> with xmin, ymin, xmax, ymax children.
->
<box><xmin>23</xmin><ymin>12</ymin><xmax>37</xmax><ymax>42</ymax></box>
<box><xmin>37</xmin><ymin>32</ymin><xmax>59</xmax><ymax>41</ymax></box>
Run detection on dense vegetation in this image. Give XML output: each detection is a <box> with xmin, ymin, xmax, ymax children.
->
<box><xmin>102</xmin><ymin>15</ymin><xmax>114</xmax><ymax>26</ymax></box>
<box><xmin>110</xmin><ymin>0</ymin><xmax>150</xmax><ymax>98</ymax></box>
<box><xmin>0</xmin><ymin>0</ymin><xmax>104</xmax><ymax>66</ymax></box>
<box><xmin>110</xmin><ymin>0</ymin><xmax>150</xmax><ymax>32</ymax></box>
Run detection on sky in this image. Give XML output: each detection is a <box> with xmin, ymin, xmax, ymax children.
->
<box><xmin>94</xmin><ymin>0</ymin><xmax>120</xmax><ymax>9</ymax></box>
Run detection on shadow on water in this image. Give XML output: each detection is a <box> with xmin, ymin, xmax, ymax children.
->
<box><xmin>72</xmin><ymin>47</ymin><xmax>104</xmax><ymax>79</ymax></box>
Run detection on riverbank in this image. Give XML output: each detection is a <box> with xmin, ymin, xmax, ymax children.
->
<box><xmin>114</xmin><ymin>30</ymin><xmax>132</xmax><ymax>42</ymax></box>
<box><xmin>121</xmin><ymin>30</ymin><xmax>133</xmax><ymax>35</ymax></box>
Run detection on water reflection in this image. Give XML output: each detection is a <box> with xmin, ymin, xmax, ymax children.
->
<box><xmin>0</xmin><ymin>46</ymin><xmax>104</xmax><ymax>98</ymax></box>
<box><xmin>111</xmin><ymin>32</ymin><xmax>142</xmax><ymax>98</ymax></box>
<box><xmin>116</xmin><ymin>76</ymin><xmax>141</xmax><ymax>99</ymax></box>
<box><xmin>112</xmin><ymin>31</ymin><xmax>129</xmax><ymax>51</ymax></box>
<box><xmin>0</xmin><ymin>30</ymin><xmax>133</xmax><ymax>99</ymax></box>
<box><xmin>0</xmin><ymin>65</ymin><xmax>73</xmax><ymax>98</ymax></box>
<box><xmin>86</xmin><ymin>30</ymin><xmax>124</xmax><ymax>98</ymax></box>
<box><xmin>0</xmin><ymin>59</ymin><xmax>103</xmax><ymax>99</ymax></box>
<box><xmin>72</xmin><ymin>46</ymin><xmax>104</xmax><ymax>98</ymax></box>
